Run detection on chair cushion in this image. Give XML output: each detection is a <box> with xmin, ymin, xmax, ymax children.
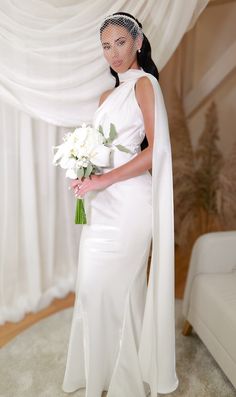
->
<box><xmin>189</xmin><ymin>270</ymin><xmax>236</xmax><ymax>362</ymax></box>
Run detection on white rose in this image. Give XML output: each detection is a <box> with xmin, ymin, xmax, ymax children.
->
<box><xmin>90</xmin><ymin>144</ymin><xmax>111</xmax><ymax>167</ymax></box>
<box><xmin>73</xmin><ymin>124</ymin><xmax>88</xmax><ymax>146</ymax></box>
<box><xmin>60</xmin><ymin>156</ymin><xmax>77</xmax><ymax>169</ymax></box>
<box><xmin>66</xmin><ymin>168</ymin><xmax>78</xmax><ymax>179</ymax></box>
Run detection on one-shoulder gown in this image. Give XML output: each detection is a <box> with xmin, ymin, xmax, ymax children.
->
<box><xmin>62</xmin><ymin>68</ymin><xmax>179</xmax><ymax>397</ymax></box>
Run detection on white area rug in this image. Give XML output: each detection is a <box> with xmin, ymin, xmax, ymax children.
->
<box><xmin>0</xmin><ymin>300</ymin><xmax>235</xmax><ymax>397</ymax></box>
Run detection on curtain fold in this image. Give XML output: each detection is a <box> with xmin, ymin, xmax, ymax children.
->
<box><xmin>0</xmin><ymin>101</ymin><xmax>81</xmax><ymax>324</ymax></box>
<box><xmin>0</xmin><ymin>0</ymin><xmax>209</xmax><ymax>324</ymax></box>
<box><xmin>0</xmin><ymin>0</ymin><xmax>208</xmax><ymax>126</ymax></box>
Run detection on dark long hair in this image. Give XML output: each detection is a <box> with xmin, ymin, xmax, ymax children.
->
<box><xmin>100</xmin><ymin>12</ymin><xmax>159</xmax><ymax>151</ymax></box>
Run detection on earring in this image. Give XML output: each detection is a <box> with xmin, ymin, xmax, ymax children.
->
<box><xmin>138</xmin><ymin>49</ymin><xmax>141</xmax><ymax>53</ymax></box>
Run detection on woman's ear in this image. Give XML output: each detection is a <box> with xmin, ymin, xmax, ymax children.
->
<box><xmin>136</xmin><ymin>34</ymin><xmax>143</xmax><ymax>52</ymax></box>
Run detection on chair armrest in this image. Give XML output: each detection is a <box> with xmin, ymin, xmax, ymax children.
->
<box><xmin>182</xmin><ymin>231</ymin><xmax>236</xmax><ymax>317</ymax></box>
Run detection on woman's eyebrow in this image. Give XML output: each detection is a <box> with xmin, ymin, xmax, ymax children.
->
<box><xmin>102</xmin><ymin>36</ymin><xmax>127</xmax><ymax>45</ymax></box>
<box><xmin>115</xmin><ymin>36</ymin><xmax>126</xmax><ymax>42</ymax></box>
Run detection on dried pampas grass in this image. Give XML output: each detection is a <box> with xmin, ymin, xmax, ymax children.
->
<box><xmin>169</xmin><ymin>88</ymin><xmax>198</xmax><ymax>246</ymax></box>
<box><xmin>195</xmin><ymin>102</ymin><xmax>223</xmax><ymax>215</ymax></box>
<box><xmin>169</xmin><ymin>94</ymin><xmax>230</xmax><ymax>249</ymax></box>
<box><xmin>218</xmin><ymin>140</ymin><xmax>236</xmax><ymax>229</ymax></box>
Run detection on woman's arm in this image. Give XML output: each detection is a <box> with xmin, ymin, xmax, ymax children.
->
<box><xmin>105</xmin><ymin>76</ymin><xmax>155</xmax><ymax>181</ymax></box>
<box><xmin>72</xmin><ymin>76</ymin><xmax>155</xmax><ymax>197</ymax></box>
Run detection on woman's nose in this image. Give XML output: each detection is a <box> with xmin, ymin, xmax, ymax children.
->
<box><xmin>110</xmin><ymin>46</ymin><xmax>119</xmax><ymax>58</ymax></box>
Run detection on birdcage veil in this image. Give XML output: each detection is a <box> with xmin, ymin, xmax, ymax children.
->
<box><xmin>99</xmin><ymin>13</ymin><xmax>144</xmax><ymax>88</ymax></box>
<box><xmin>99</xmin><ymin>12</ymin><xmax>159</xmax><ymax>89</ymax></box>
<box><xmin>100</xmin><ymin>13</ymin><xmax>143</xmax><ymax>60</ymax></box>
<box><xmin>100</xmin><ymin>13</ymin><xmax>143</xmax><ymax>40</ymax></box>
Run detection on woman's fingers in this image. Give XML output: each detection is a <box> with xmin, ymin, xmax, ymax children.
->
<box><xmin>75</xmin><ymin>180</ymin><xmax>90</xmax><ymax>198</ymax></box>
<box><xmin>71</xmin><ymin>179</ymin><xmax>78</xmax><ymax>186</ymax></box>
<box><xmin>69</xmin><ymin>176</ymin><xmax>96</xmax><ymax>198</ymax></box>
<box><xmin>70</xmin><ymin>178</ymin><xmax>83</xmax><ymax>189</ymax></box>
<box><xmin>75</xmin><ymin>184</ymin><xmax>81</xmax><ymax>194</ymax></box>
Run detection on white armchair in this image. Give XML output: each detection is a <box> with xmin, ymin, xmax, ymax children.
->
<box><xmin>182</xmin><ymin>231</ymin><xmax>236</xmax><ymax>389</ymax></box>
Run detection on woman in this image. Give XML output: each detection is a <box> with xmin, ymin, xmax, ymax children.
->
<box><xmin>62</xmin><ymin>12</ymin><xmax>179</xmax><ymax>397</ymax></box>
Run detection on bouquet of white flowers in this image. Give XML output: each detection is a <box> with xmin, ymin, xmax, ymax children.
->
<box><xmin>52</xmin><ymin>123</ymin><xmax>130</xmax><ymax>224</ymax></box>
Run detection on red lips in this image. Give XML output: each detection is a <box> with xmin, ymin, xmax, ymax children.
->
<box><xmin>113</xmin><ymin>60</ymin><xmax>122</xmax><ymax>67</ymax></box>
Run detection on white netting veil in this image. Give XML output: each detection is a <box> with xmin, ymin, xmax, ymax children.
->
<box><xmin>101</xmin><ymin>13</ymin><xmax>143</xmax><ymax>37</ymax></box>
<box><xmin>99</xmin><ymin>13</ymin><xmax>144</xmax><ymax>76</ymax></box>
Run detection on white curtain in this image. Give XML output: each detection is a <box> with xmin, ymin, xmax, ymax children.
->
<box><xmin>0</xmin><ymin>0</ymin><xmax>208</xmax><ymax>325</ymax></box>
<box><xmin>0</xmin><ymin>101</ymin><xmax>81</xmax><ymax>323</ymax></box>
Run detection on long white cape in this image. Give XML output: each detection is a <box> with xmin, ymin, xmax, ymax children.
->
<box><xmin>118</xmin><ymin>68</ymin><xmax>179</xmax><ymax>395</ymax></box>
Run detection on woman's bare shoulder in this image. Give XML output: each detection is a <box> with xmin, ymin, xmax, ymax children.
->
<box><xmin>99</xmin><ymin>88</ymin><xmax>115</xmax><ymax>106</ymax></box>
<box><xmin>135</xmin><ymin>76</ymin><xmax>155</xmax><ymax>109</ymax></box>
<box><xmin>134</xmin><ymin>76</ymin><xmax>155</xmax><ymax>147</ymax></box>
<box><xmin>135</xmin><ymin>76</ymin><xmax>154</xmax><ymax>96</ymax></box>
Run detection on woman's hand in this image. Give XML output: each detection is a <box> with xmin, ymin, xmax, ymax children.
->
<box><xmin>71</xmin><ymin>174</ymin><xmax>111</xmax><ymax>198</ymax></box>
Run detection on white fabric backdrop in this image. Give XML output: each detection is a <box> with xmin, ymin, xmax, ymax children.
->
<box><xmin>0</xmin><ymin>0</ymin><xmax>208</xmax><ymax>126</ymax></box>
<box><xmin>0</xmin><ymin>101</ymin><xmax>81</xmax><ymax>323</ymax></box>
<box><xmin>0</xmin><ymin>0</ymin><xmax>208</xmax><ymax>324</ymax></box>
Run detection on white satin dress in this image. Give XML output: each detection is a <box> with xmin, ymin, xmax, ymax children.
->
<box><xmin>62</xmin><ymin>69</ymin><xmax>179</xmax><ymax>397</ymax></box>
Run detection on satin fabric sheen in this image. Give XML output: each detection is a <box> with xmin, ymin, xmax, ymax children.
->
<box><xmin>62</xmin><ymin>69</ymin><xmax>179</xmax><ymax>396</ymax></box>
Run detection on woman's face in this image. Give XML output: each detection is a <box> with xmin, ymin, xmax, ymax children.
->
<box><xmin>101</xmin><ymin>25</ymin><xmax>141</xmax><ymax>73</ymax></box>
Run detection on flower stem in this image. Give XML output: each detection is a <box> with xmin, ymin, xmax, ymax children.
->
<box><xmin>75</xmin><ymin>198</ymin><xmax>87</xmax><ymax>224</ymax></box>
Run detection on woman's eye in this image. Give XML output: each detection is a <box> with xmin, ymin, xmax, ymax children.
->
<box><xmin>117</xmin><ymin>40</ymin><xmax>125</xmax><ymax>46</ymax></box>
<box><xmin>103</xmin><ymin>45</ymin><xmax>110</xmax><ymax>50</ymax></box>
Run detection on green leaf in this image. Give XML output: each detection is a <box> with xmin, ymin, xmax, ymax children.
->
<box><xmin>84</xmin><ymin>163</ymin><xmax>93</xmax><ymax>177</ymax></box>
<box><xmin>115</xmin><ymin>144</ymin><xmax>132</xmax><ymax>153</ymax></box>
<box><xmin>98</xmin><ymin>125</ymin><xmax>105</xmax><ymax>136</ymax></box>
<box><xmin>77</xmin><ymin>167</ymin><xmax>84</xmax><ymax>178</ymax></box>
<box><xmin>109</xmin><ymin>123</ymin><xmax>118</xmax><ymax>142</ymax></box>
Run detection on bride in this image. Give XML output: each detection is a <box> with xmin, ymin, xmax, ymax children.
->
<box><xmin>62</xmin><ymin>11</ymin><xmax>179</xmax><ymax>397</ymax></box>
